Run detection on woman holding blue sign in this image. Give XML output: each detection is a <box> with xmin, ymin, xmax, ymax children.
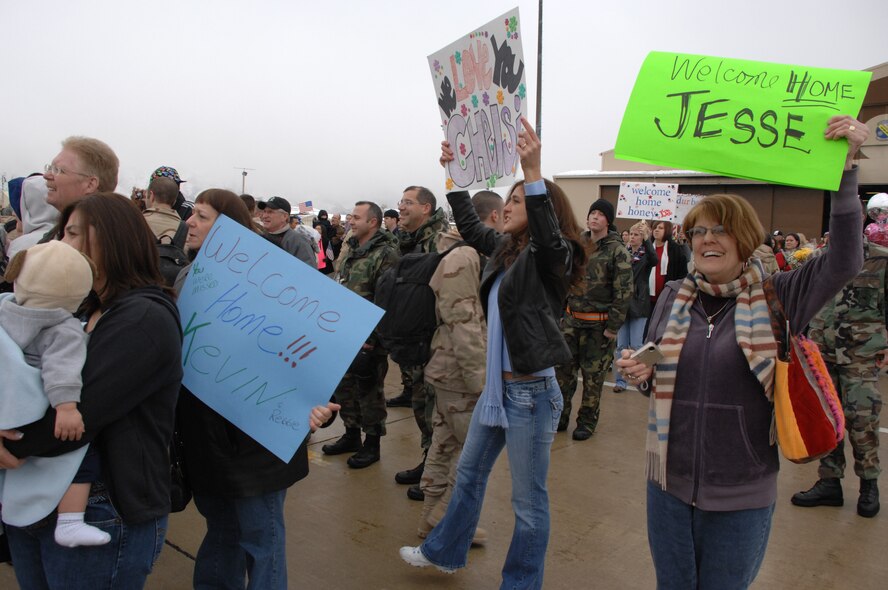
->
<box><xmin>0</xmin><ymin>193</ymin><xmax>182</xmax><ymax>589</ymax></box>
<box><xmin>400</xmin><ymin>118</ymin><xmax>585</xmax><ymax>589</ymax></box>
<box><xmin>616</xmin><ymin>115</ymin><xmax>869</xmax><ymax>589</ymax></box>
<box><xmin>173</xmin><ymin>189</ymin><xmax>337</xmax><ymax>590</ymax></box>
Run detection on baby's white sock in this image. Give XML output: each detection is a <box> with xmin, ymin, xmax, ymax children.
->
<box><xmin>54</xmin><ymin>512</ymin><xmax>111</xmax><ymax>547</ymax></box>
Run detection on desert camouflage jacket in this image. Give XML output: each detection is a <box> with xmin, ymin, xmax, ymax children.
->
<box><xmin>397</xmin><ymin>208</ymin><xmax>450</xmax><ymax>255</ymax></box>
<box><xmin>565</xmin><ymin>230</ymin><xmax>632</xmax><ymax>334</ymax></box>
<box><xmin>336</xmin><ymin>229</ymin><xmax>399</xmax><ymax>348</ymax></box>
<box><xmin>808</xmin><ymin>239</ymin><xmax>888</xmax><ymax>365</ymax></box>
<box><xmin>424</xmin><ymin>229</ymin><xmax>486</xmax><ymax>394</ymax></box>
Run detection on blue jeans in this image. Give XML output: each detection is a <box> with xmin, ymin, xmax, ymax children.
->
<box><xmin>613</xmin><ymin>316</ymin><xmax>648</xmax><ymax>386</ymax></box>
<box><xmin>421</xmin><ymin>376</ymin><xmax>561</xmax><ymax>590</ymax></box>
<box><xmin>646</xmin><ymin>481</ymin><xmax>774</xmax><ymax>590</ymax></box>
<box><xmin>193</xmin><ymin>489</ymin><xmax>287</xmax><ymax>590</ymax></box>
<box><xmin>7</xmin><ymin>496</ymin><xmax>167</xmax><ymax>590</ymax></box>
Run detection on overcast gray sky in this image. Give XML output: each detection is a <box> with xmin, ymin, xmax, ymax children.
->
<box><xmin>2</xmin><ymin>0</ymin><xmax>886</xmax><ymax>213</ymax></box>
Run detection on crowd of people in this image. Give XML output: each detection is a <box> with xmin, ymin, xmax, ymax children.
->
<box><xmin>0</xmin><ymin>113</ymin><xmax>882</xmax><ymax>590</ymax></box>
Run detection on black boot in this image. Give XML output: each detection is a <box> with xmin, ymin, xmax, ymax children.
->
<box><xmin>386</xmin><ymin>389</ymin><xmax>413</xmax><ymax>408</ymax></box>
<box><xmin>791</xmin><ymin>478</ymin><xmax>844</xmax><ymax>507</ymax></box>
<box><xmin>322</xmin><ymin>428</ymin><xmax>362</xmax><ymax>456</ymax></box>
<box><xmin>858</xmin><ymin>479</ymin><xmax>880</xmax><ymax>518</ymax></box>
<box><xmin>407</xmin><ymin>484</ymin><xmax>425</xmax><ymax>501</ymax></box>
<box><xmin>347</xmin><ymin>435</ymin><xmax>381</xmax><ymax>469</ymax></box>
<box><xmin>395</xmin><ymin>453</ymin><xmax>426</xmax><ymax>485</ymax></box>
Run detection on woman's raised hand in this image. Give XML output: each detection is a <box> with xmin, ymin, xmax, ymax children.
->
<box><xmin>516</xmin><ymin>117</ymin><xmax>542</xmax><ymax>183</ymax></box>
<box><xmin>825</xmin><ymin>115</ymin><xmax>870</xmax><ymax>170</ymax></box>
<box><xmin>440</xmin><ymin>141</ymin><xmax>455</xmax><ymax>168</ymax></box>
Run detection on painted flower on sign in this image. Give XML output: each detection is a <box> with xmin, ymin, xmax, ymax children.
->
<box><xmin>460</xmin><ymin>104</ymin><xmax>468</xmax><ymax>117</ymax></box>
<box><xmin>471</xmin><ymin>95</ymin><xmax>479</xmax><ymax>108</ymax></box>
<box><xmin>446</xmin><ymin>178</ymin><xmax>454</xmax><ymax>190</ymax></box>
<box><xmin>455</xmin><ymin>51</ymin><xmax>462</xmax><ymax>65</ymax></box>
<box><xmin>497</xmin><ymin>89</ymin><xmax>504</xmax><ymax>104</ymax></box>
<box><xmin>518</xmin><ymin>83</ymin><xmax>526</xmax><ymax>99</ymax></box>
<box><xmin>482</xmin><ymin>91</ymin><xmax>490</xmax><ymax>106</ymax></box>
<box><xmin>459</xmin><ymin>143</ymin><xmax>467</xmax><ymax>156</ymax></box>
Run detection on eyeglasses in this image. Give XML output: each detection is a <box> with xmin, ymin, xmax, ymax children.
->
<box><xmin>44</xmin><ymin>164</ymin><xmax>92</xmax><ymax>177</ymax></box>
<box><xmin>687</xmin><ymin>225</ymin><xmax>728</xmax><ymax>239</ymax></box>
<box><xmin>398</xmin><ymin>199</ymin><xmax>418</xmax><ymax>207</ymax></box>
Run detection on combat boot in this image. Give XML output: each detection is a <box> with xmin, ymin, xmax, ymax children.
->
<box><xmin>386</xmin><ymin>389</ymin><xmax>412</xmax><ymax>408</ymax></box>
<box><xmin>347</xmin><ymin>435</ymin><xmax>381</xmax><ymax>469</ymax></box>
<box><xmin>791</xmin><ymin>478</ymin><xmax>844</xmax><ymax>507</ymax></box>
<box><xmin>322</xmin><ymin>428</ymin><xmax>362</xmax><ymax>456</ymax></box>
<box><xmin>406</xmin><ymin>484</ymin><xmax>425</xmax><ymax>501</ymax></box>
<box><xmin>857</xmin><ymin>478</ymin><xmax>880</xmax><ymax>518</ymax></box>
<box><xmin>395</xmin><ymin>452</ymin><xmax>426</xmax><ymax>485</ymax></box>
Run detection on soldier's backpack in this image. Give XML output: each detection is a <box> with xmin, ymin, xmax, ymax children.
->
<box><xmin>375</xmin><ymin>241</ymin><xmax>466</xmax><ymax>366</ymax></box>
<box><xmin>157</xmin><ymin>222</ymin><xmax>188</xmax><ymax>287</ymax></box>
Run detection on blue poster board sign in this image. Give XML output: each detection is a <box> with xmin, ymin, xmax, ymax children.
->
<box><xmin>177</xmin><ymin>215</ymin><xmax>384</xmax><ymax>462</ymax></box>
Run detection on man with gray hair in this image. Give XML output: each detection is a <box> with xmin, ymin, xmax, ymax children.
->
<box><xmin>258</xmin><ymin>196</ymin><xmax>316</xmax><ymax>268</ymax></box>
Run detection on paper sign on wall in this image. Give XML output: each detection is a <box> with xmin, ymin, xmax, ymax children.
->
<box><xmin>615</xmin><ymin>52</ymin><xmax>871</xmax><ymax>191</ymax></box>
<box><xmin>177</xmin><ymin>216</ymin><xmax>384</xmax><ymax>462</ymax></box>
<box><xmin>429</xmin><ymin>7</ymin><xmax>527</xmax><ymax>191</ymax></box>
<box><xmin>617</xmin><ymin>182</ymin><xmax>677</xmax><ymax>221</ymax></box>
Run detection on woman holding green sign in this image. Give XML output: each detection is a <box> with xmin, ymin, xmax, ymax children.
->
<box><xmin>616</xmin><ymin>115</ymin><xmax>869</xmax><ymax>589</ymax></box>
<box><xmin>173</xmin><ymin>189</ymin><xmax>338</xmax><ymax>590</ymax></box>
<box><xmin>400</xmin><ymin>118</ymin><xmax>586</xmax><ymax>589</ymax></box>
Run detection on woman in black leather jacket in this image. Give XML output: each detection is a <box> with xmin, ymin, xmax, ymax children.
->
<box><xmin>400</xmin><ymin>118</ymin><xmax>584</xmax><ymax>589</ymax></box>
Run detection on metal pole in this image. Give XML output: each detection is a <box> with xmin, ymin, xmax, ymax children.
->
<box><xmin>242</xmin><ymin>171</ymin><xmax>247</xmax><ymax>193</ymax></box>
<box><xmin>535</xmin><ymin>0</ymin><xmax>543</xmax><ymax>138</ymax></box>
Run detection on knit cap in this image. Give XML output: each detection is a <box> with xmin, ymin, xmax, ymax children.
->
<box><xmin>588</xmin><ymin>199</ymin><xmax>615</xmax><ymax>226</ymax></box>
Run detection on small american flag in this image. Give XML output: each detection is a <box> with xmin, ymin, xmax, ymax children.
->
<box><xmin>297</xmin><ymin>200</ymin><xmax>312</xmax><ymax>213</ymax></box>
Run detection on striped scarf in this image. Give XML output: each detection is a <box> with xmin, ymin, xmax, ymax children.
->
<box><xmin>646</xmin><ymin>261</ymin><xmax>778</xmax><ymax>488</ymax></box>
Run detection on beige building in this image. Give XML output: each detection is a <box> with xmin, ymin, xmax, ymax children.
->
<box><xmin>556</xmin><ymin>61</ymin><xmax>888</xmax><ymax>239</ymax></box>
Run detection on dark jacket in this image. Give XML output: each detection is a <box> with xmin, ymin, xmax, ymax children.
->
<box><xmin>447</xmin><ymin>188</ymin><xmax>574</xmax><ymax>374</ymax></box>
<box><xmin>174</xmin><ymin>269</ymin><xmax>309</xmax><ymax>498</ymax></box>
<box><xmin>645</xmin><ymin>168</ymin><xmax>863</xmax><ymax>511</ymax></box>
<box><xmin>628</xmin><ymin>239</ymin><xmax>658</xmax><ymax>319</ymax></box>
<box><xmin>397</xmin><ymin>208</ymin><xmax>449</xmax><ymax>255</ymax></box>
<box><xmin>8</xmin><ymin>287</ymin><xmax>183</xmax><ymax>523</ymax></box>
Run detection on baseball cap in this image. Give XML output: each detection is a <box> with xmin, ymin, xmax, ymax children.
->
<box><xmin>257</xmin><ymin>196</ymin><xmax>292</xmax><ymax>213</ymax></box>
<box><xmin>150</xmin><ymin>166</ymin><xmax>185</xmax><ymax>185</ymax></box>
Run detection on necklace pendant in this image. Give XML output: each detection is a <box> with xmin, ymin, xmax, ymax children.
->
<box><xmin>707</xmin><ymin>322</ymin><xmax>714</xmax><ymax>339</ymax></box>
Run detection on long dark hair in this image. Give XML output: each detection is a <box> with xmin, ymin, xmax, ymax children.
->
<box><xmin>59</xmin><ymin>193</ymin><xmax>167</xmax><ymax>310</ymax></box>
<box><xmin>495</xmin><ymin>179</ymin><xmax>586</xmax><ymax>286</ymax></box>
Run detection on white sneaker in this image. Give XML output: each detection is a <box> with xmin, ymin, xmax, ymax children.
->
<box><xmin>399</xmin><ymin>546</ymin><xmax>455</xmax><ymax>574</ymax></box>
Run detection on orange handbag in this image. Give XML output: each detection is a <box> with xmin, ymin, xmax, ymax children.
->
<box><xmin>763</xmin><ymin>280</ymin><xmax>845</xmax><ymax>464</ymax></box>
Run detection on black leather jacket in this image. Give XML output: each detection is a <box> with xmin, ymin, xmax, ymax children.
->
<box><xmin>447</xmin><ymin>188</ymin><xmax>574</xmax><ymax>374</ymax></box>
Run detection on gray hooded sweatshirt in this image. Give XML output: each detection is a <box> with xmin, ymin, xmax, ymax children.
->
<box><xmin>0</xmin><ymin>296</ymin><xmax>86</xmax><ymax>407</ymax></box>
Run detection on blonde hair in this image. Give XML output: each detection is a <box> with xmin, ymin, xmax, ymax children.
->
<box><xmin>62</xmin><ymin>136</ymin><xmax>119</xmax><ymax>192</ymax></box>
<box><xmin>629</xmin><ymin>220</ymin><xmax>650</xmax><ymax>240</ymax></box>
<box><xmin>683</xmin><ymin>194</ymin><xmax>764</xmax><ymax>261</ymax></box>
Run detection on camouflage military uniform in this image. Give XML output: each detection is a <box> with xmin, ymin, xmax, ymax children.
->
<box><xmin>333</xmin><ymin>229</ymin><xmax>399</xmax><ymax>436</ymax></box>
<box><xmin>419</xmin><ymin>229</ymin><xmax>486</xmax><ymax>526</ymax></box>
<box><xmin>396</xmin><ymin>208</ymin><xmax>450</xmax><ymax>450</ymax></box>
<box><xmin>556</xmin><ymin>230</ymin><xmax>632</xmax><ymax>432</ymax></box>
<box><xmin>808</xmin><ymin>240</ymin><xmax>888</xmax><ymax>481</ymax></box>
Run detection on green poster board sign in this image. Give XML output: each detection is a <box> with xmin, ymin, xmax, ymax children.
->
<box><xmin>615</xmin><ymin>52</ymin><xmax>872</xmax><ymax>191</ymax></box>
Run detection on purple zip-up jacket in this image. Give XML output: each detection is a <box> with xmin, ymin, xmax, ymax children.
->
<box><xmin>646</xmin><ymin>168</ymin><xmax>863</xmax><ymax>511</ymax></box>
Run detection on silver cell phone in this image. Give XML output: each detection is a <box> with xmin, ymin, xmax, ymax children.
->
<box><xmin>630</xmin><ymin>342</ymin><xmax>664</xmax><ymax>367</ymax></box>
